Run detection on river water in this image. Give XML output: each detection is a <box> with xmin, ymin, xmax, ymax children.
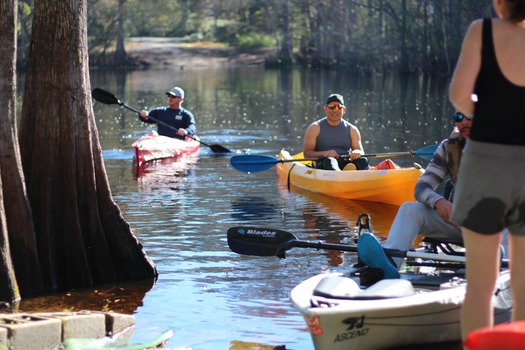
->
<box><xmin>19</xmin><ymin>66</ymin><xmax>461</xmax><ymax>349</ymax></box>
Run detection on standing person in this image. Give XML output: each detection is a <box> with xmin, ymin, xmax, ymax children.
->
<box><xmin>449</xmin><ymin>0</ymin><xmax>525</xmax><ymax>340</ymax></box>
<box><xmin>303</xmin><ymin>94</ymin><xmax>370</xmax><ymax>171</ymax></box>
<box><xmin>139</xmin><ymin>86</ymin><xmax>197</xmax><ymax>140</ymax></box>
<box><xmin>358</xmin><ymin>112</ymin><xmax>510</xmax><ymax>278</ymax></box>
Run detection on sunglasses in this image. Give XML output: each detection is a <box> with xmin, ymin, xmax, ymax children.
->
<box><xmin>167</xmin><ymin>94</ymin><xmax>181</xmax><ymax>99</ymax></box>
<box><xmin>452</xmin><ymin>112</ymin><xmax>473</xmax><ymax>122</ymax></box>
<box><xmin>327</xmin><ymin>103</ymin><xmax>345</xmax><ymax>110</ymax></box>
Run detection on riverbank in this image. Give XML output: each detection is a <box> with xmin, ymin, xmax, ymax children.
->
<box><xmin>125</xmin><ymin>37</ymin><xmax>275</xmax><ymax>69</ymax></box>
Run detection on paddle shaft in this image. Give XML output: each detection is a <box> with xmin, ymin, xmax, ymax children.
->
<box><xmin>227</xmin><ymin>227</ymin><xmax>510</xmax><ymax>268</ymax></box>
<box><xmin>230</xmin><ymin>144</ymin><xmax>438</xmax><ymax>172</ymax></box>
<box><xmin>273</xmin><ymin>152</ymin><xmax>413</xmax><ymax>164</ymax></box>
<box><xmin>116</xmin><ymin>101</ymin><xmax>212</xmax><ymax>146</ymax></box>
<box><xmin>92</xmin><ymin>88</ymin><xmax>230</xmax><ymax>153</ymax></box>
<box><xmin>289</xmin><ymin>240</ymin><xmax>470</xmax><ymax>263</ymax></box>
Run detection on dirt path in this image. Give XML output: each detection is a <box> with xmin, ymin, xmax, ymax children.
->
<box><xmin>125</xmin><ymin>37</ymin><xmax>273</xmax><ymax>68</ymax></box>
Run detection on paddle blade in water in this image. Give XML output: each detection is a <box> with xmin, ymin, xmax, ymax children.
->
<box><xmin>210</xmin><ymin>144</ymin><xmax>232</xmax><ymax>153</ymax></box>
<box><xmin>230</xmin><ymin>155</ymin><xmax>279</xmax><ymax>172</ymax></box>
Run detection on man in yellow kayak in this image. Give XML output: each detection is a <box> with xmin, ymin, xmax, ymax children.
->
<box><xmin>303</xmin><ymin>93</ymin><xmax>370</xmax><ymax>170</ymax></box>
<box><xmin>358</xmin><ymin>111</ymin><xmax>508</xmax><ymax>278</ymax></box>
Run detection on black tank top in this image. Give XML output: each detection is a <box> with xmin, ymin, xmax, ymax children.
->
<box><xmin>472</xmin><ymin>18</ymin><xmax>525</xmax><ymax>145</ymax></box>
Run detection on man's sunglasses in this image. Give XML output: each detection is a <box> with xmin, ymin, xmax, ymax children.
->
<box><xmin>166</xmin><ymin>94</ymin><xmax>181</xmax><ymax>99</ymax></box>
<box><xmin>327</xmin><ymin>103</ymin><xmax>345</xmax><ymax>110</ymax></box>
<box><xmin>452</xmin><ymin>112</ymin><xmax>473</xmax><ymax>122</ymax></box>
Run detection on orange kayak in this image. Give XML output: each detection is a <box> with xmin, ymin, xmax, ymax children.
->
<box><xmin>276</xmin><ymin>150</ymin><xmax>423</xmax><ymax>206</ymax></box>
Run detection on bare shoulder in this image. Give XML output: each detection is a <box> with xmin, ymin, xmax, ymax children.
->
<box><xmin>463</xmin><ymin>19</ymin><xmax>483</xmax><ymax>43</ymax></box>
<box><xmin>344</xmin><ymin>120</ymin><xmax>359</xmax><ymax>131</ymax></box>
<box><xmin>306</xmin><ymin>120</ymin><xmax>321</xmax><ymax>130</ymax></box>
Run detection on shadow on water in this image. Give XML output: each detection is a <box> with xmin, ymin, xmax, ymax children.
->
<box><xmin>18</xmin><ymin>278</ymin><xmax>156</xmax><ymax>315</ymax></box>
<box><xmin>231</xmin><ymin>196</ymin><xmax>279</xmax><ymax>221</ymax></box>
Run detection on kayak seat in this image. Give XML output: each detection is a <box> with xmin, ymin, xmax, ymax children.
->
<box><xmin>313</xmin><ymin>274</ymin><xmax>361</xmax><ymax>299</ymax></box>
<box><xmin>312</xmin><ymin>275</ymin><xmax>415</xmax><ymax>300</ymax></box>
<box><xmin>351</xmin><ymin>279</ymin><xmax>416</xmax><ymax>300</ymax></box>
<box><xmin>422</xmin><ymin>238</ymin><xmax>465</xmax><ymax>256</ymax></box>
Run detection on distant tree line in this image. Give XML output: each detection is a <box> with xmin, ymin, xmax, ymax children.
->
<box><xmin>17</xmin><ymin>0</ymin><xmax>494</xmax><ymax>73</ymax></box>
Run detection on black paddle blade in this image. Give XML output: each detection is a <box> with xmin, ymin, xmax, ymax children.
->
<box><xmin>227</xmin><ymin>226</ymin><xmax>297</xmax><ymax>258</ymax></box>
<box><xmin>92</xmin><ymin>88</ymin><xmax>121</xmax><ymax>105</ymax></box>
<box><xmin>210</xmin><ymin>144</ymin><xmax>231</xmax><ymax>153</ymax></box>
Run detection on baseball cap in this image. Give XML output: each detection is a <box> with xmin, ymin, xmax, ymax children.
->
<box><xmin>326</xmin><ymin>94</ymin><xmax>345</xmax><ymax>106</ymax></box>
<box><xmin>166</xmin><ymin>87</ymin><xmax>185</xmax><ymax>99</ymax></box>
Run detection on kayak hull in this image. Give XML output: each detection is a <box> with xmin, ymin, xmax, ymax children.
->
<box><xmin>276</xmin><ymin>150</ymin><xmax>423</xmax><ymax>206</ymax></box>
<box><xmin>131</xmin><ymin>133</ymin><xmax>200</xmax><ymax>165</ymax></box>
<box><xmin>291</xmin><ymin>271</ymin><xmax>512</xmax><ymax>350</ymax></box>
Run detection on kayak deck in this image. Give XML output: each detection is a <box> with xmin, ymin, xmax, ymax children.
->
<box><xmin>131</xmin><ymin>133</ymin><xmax>200</xmax><ymax>165</ymax></box>
<box><xmin>291</xmin><ymin>268</ymin><xmax>512</xmax><ymax>350</ymax></box>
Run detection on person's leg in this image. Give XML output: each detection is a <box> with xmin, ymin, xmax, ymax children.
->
<box><xmin>353</xmin><ymin>157</ymin><xmax>370</xmax><ymax>170</ymax></box>
<box><xmin>316</xmin><ymin>157</ymin><xmax>340</xmax><ymax>170</ymax></box>
<box><xmin>510</xmin><ymin>234</ymin><xmax>525</xmax><ymax>322</ymax></box>
<box><xmin>383</xmin><ymin>202</ymin><xmax>462</xmax><ymax>268</ymax></box>
<box><xmin>461</xmin><ymin>228</ymin><xmax>502</xmax><ymax>340</ymax></box>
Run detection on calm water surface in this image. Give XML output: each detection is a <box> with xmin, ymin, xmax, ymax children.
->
<box><xmin>20</xmin><ymin>66</ymin><xmax>461</xmax><ymax>349</ymax></box>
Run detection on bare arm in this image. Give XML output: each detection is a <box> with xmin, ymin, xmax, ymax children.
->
<box><xmin>449</xmin><ymin>20</ymin><xmax>483</xmax><ymax>116</ymax></box>
<box><xmin>349</xmin><ymin>125</ymin><xmax>365</xmax><ymax>160</ymax></box>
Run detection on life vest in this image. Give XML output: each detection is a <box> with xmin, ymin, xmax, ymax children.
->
<box><xmin>446</xmin><ymin>137</ymin><xmax>464</xmax><ymax>186</ymax></box>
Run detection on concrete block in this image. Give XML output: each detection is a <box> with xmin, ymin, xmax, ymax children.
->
<box><xmin>105</xmin><ymin>312</ymin><xmax>135</xmax><ymax>335</ymax></box>
<box><xmin>35</xmin><ymin>311</ymin><xmax>106</xmax><ymax>341</ymax></box>
<box><xmin>0</xmin><ymin>326</ymin><xmax>7</xmax><ymax>347</ymax></box>
<box><xmin>0</xmin><ymin>314</ymin><xmax>61</xmax><ymax>350</ymax></box>
<box><xmin>103</xmin><ymin>312</ymin><xmax>135</xmax><ymax>344</ymax></box>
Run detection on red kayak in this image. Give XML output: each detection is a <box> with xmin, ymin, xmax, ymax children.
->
<box><xmin>131</xmin><ymin>132</ymin><xmax>201</xmax><ymax>165</ymax></box>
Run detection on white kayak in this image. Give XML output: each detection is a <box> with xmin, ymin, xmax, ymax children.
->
<box><xmin>290</xmin><ymin>270</ymin><xmax>512</xmax><ymax>350</ymax></box>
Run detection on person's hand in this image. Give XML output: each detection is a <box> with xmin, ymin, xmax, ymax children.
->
<box><xmin>350</xmin><ymin>149</ymin><xmax>362</xmax><ymax>160</ymax></box>
<box><xmin>177</xmin><ymin>128</ymin><xmax>187</xmax><ymax>137</ymax></box>
<box><xmin>139</xmin><ymin>110</ymin><xmax>148</xmax><ymax>119</ymax></box>
<box><xmin>434</xmin><ymin>198</ymin><xmax>456</xmax><ymax>226</ymax></box>
<box><xmin>323</xmin><ymin>150</ymin><xmax>339</xmax><ymax>158</ymax></box>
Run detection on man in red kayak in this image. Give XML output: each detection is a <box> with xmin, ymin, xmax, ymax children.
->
<box><xmin>303</xmin><ymin>93</ymin><xmax>370</xmax><ymax>170</ymax></box>
<box><xmin>358</xmin><ymin>111</ymin><xmax>508</xmax><ymax>278</ymax></box>
<box><xmin>139</xmin><ymin>86</ymin><xmax>197</xmax><ymax>140</ymax></box>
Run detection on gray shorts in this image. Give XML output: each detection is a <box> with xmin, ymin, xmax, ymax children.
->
<box><xmin>451</xmin><ymin>139</ymin><xmax>525</xmax><ymax>235</ymax></box>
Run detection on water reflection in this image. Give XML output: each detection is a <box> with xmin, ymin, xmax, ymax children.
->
<box><xmin>276</xmin><ymin>180</ymin><xmax>400</xmax><ymax>267</ymax></box>
<box><xmin>231</xmin><ymin>196</ymin><xmax>278</xmax><ymax>221</ymax></box>
<box><xmin>134</xmin><ymin>155</ymin><xmax>200</xmax><ymax>192</ymax></box>
<box><xmin>17</xmin><ymin>66</ymin><xmax>461</xmax><ymax>349</ymax></box>
<box><xmin>18</xmin><ymin>278</ymin><xmax>155</xmax><ymax>314</ymax></box>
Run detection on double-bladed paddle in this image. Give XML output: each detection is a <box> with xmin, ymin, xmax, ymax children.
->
<box><xmin>227</xmin><ymin>226</ymin><xmax>510</xmax><ymax>267</ymax></box>
<box><xmin>230</xmin><ymin>144</ymin><xmax>438</xmax><ymax>172</ymax></box>
<box><xmin>91</xmin><ymin>88</ymin><xmax>231</xmax><ymax>153</ymax></box>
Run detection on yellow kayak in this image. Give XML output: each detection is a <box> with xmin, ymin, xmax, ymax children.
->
<box><xmin>276</xmin><ymin>150</ymin><xmax>424</xmax><ymax>206</ymax></box>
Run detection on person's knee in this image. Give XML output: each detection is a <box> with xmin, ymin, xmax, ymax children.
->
<box><xmin>316</xmin><ymin>157</ymin><xmax>340</xmax><ymax>170</ymax></box>
<box><xmin>397</xmin><ymin>202</ymin><xmax>424</xmax><ymax>218</ymax></box>
<box><xmin>354</xmin><ymin>157</ymin><xmax>370</xmax><ymax>170</ymax></box>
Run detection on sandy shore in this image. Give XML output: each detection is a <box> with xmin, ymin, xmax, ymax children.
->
<box><xmin>125</xmin><ymin>37</ymin><xmax>273</xmax><ymax>68</ymax></box>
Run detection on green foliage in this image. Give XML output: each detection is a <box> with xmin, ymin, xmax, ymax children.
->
<box><xmin>16</xmin><ymin>0</ymin><xmax>497</xmax><ymax>72</ymax></box>
<box><xmin>235</xmin><ymin>33</ymin><xmax>274</xmax><ymax>48</ymax></box>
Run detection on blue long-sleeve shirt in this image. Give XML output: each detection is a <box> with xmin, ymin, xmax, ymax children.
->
<box><xmin>140</xmin><ymin>107</ymin><xmax>197</xmax><ymax>139</ymax></box>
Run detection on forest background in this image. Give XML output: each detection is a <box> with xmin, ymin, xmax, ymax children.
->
<box><xmin>16</xmin><ymin>0</ymin><xmax>495</xmax><ymax>73</ymax></box>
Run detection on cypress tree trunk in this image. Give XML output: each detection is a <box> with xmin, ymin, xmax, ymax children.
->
<box><xmin>19</xmin><ymin>0</ymin><xmax>157</xmax><ymax>292</ymax></box>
